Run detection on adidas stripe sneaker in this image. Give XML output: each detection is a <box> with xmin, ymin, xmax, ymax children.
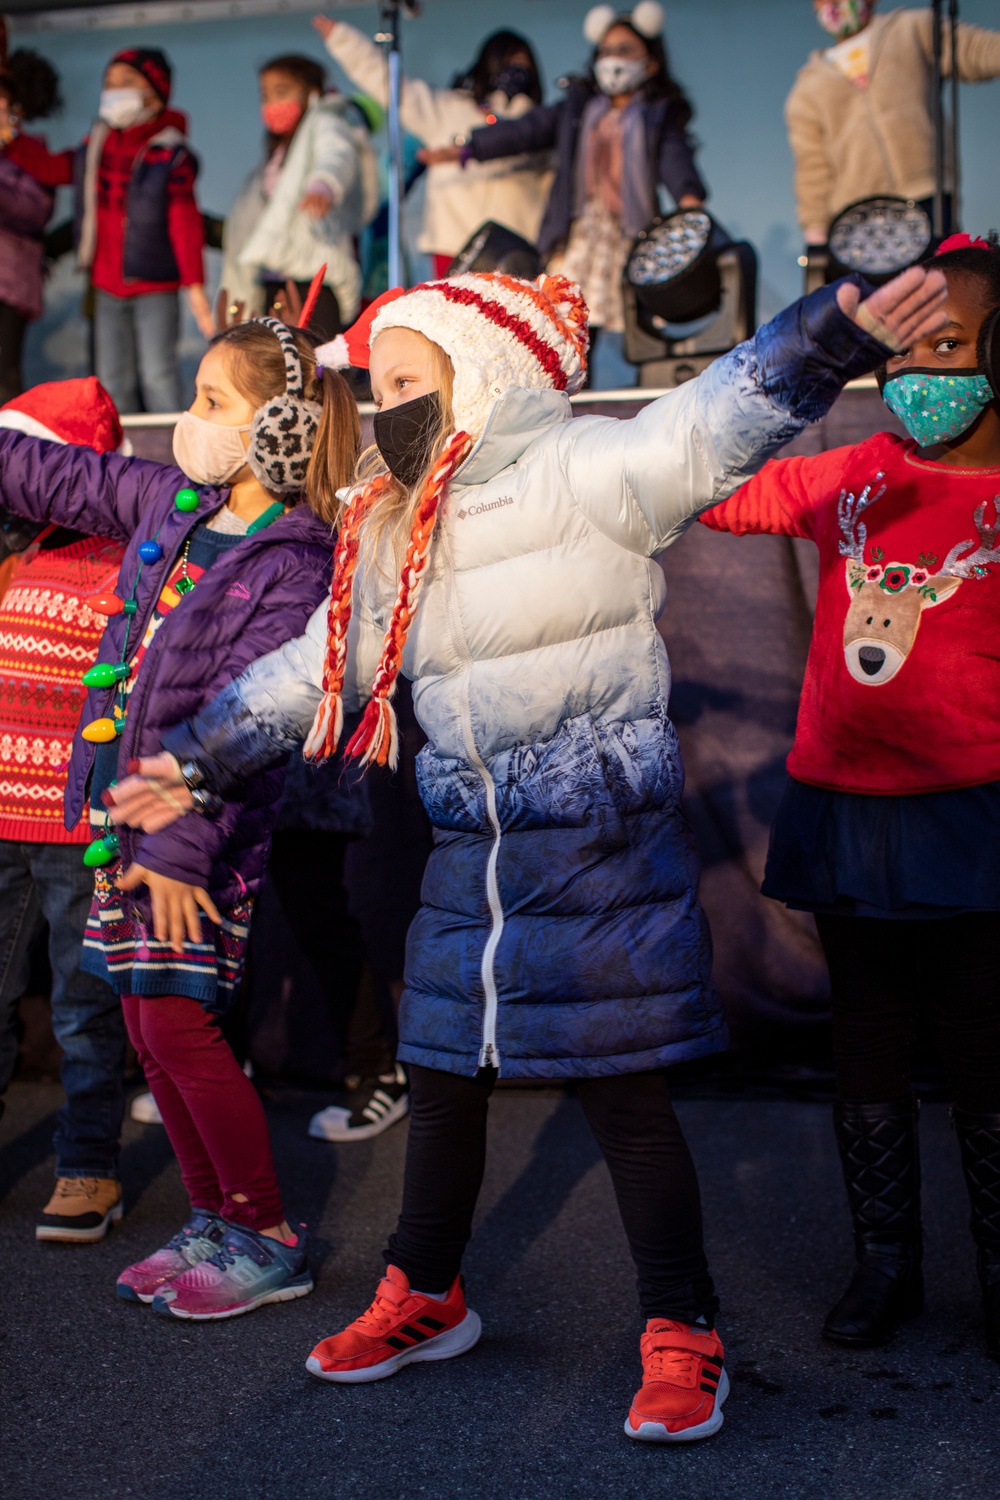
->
<box><xmin>306</xmin><ymin>1263</ymin><xmax>481</xmax><ymax>1383</ymax></box>
<box><xmin>625</xmin><ymin>1319</ymin><xmax>728</xmax><ymax>1443</ymax></box>
<box><xmin>309</xmin><ymin>1065</ymin><xmax>409</xmax><ymax>1143</ymax></box>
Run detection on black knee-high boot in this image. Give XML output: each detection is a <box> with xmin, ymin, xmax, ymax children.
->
<box><xmin>952</xmin><ymin>1109</ymin><xmax>1000</xmax><ymax>1360</ymax></box>
<box><xmin>823</xmin><ymin>1099</ymin><xmax>924</xmax><ymax>1347</ymax></box>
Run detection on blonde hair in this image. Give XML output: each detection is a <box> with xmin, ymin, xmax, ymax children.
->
<box><xmin>214</xmin><ymin>321</ymin><xmax>361</xmax><ymax>527</ymax></box>
<box><xmin>352</xmin><ymin>332</ymin><xmax>456</xmax><ymax>575</ymax></box>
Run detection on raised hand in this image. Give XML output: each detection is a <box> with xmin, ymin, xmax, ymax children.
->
<box><xmin>104</xmin><ymin>752</ymin><xmax>192</xmax><ymax>833</ymax></box>
<box><xmin>836</xmin><ymin>264</ymin><xmax>948</xmax><ymax>353</ymax></box>
<box><xmin>118</xmin><ymin>862</ymin><xmax>222</xmax><ymax>951</ymax></box>
<box><xmin>417</xmin><ymin>145</ymin><xmax>463</xmax><ymax>167</ymax></box>
<box><xmin>312</xmin><ymin>14</ymin><xmax>334</xmax><ymax>39</ymax></box>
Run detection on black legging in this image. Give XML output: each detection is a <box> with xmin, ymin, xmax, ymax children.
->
<box><xmin>816</xmin><ymin>913</ymin><xmax>1000</xmax><ymax>1112</ymax></box>
<box><xmin>385</xmin><ymin>1063</ymin><xmax>718</xmax><ymax>1324</ymax></box>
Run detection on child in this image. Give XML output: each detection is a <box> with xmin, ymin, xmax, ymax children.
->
<box><xmin>0</xmin><ymin>47</ymin><xmax>62</xmax><ymax>401</ymax></box>
<box><xmin>108</xmin><ymin>263</ymin><xmax>946</xmax><ymax>1435</ymax></box>
<box><xmin>699</xmin><ymin>233</ymin><xmax>1000</xmax><ymax>1359</ymax></box>
<box><xmin>424</xmin><ymin>4</ymin><xmax>705</xmax><ymax>346</ymax></box>
<box><xmin>223</xmin><ymin>51</ymin><xmax>377</xmax><ymax>339</ymax></box>
<box><xmin>6</xmin><ymin>46</ymin><xmax>214</xmax><ymax>412</ymax></box>
<box><xmin>0</xmin><ymin>316</ymin><xmax>359</xmax><ymax>1317</ymax></box>
<box><xmin>313</xmin><ymin>16</ymin><xmax>551</xmax><ymax>278</ymax></box>
<box><xmin>0</xmin><ymin>379</ymin><xmax>127</xmax><ymax>1243</ymax></box>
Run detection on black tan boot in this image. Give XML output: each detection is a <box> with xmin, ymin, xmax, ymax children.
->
<box><xmin>952</xmin><ymin>1108</ymin><xmax>1000</xmax><ymax>1361</ymax></box>
<box><xmin>822</xmin><ymin>1098</ymin><xmax>924</xmax><ymax>1347</ymax></box>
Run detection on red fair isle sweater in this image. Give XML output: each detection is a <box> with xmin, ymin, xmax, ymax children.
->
<box><xmin>6</xmin><ymin>110</ymin><xmax>204</xmax><ymax>297</ymax></box>
<box><xmin>701</xmin><ymin>431</ymin><xmax>1000</xmax><ymax>795</ymax></box>
<box><xmin>0</xmin><ymin>530</ymin><xmax>124</xmax><ymax>842</ymax></box>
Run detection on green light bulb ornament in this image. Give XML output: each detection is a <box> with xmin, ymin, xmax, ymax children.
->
<box><xmin>82</xmin><ymin>661</ymin><xmax>131</xmax><ymax>689</ymax></box>
<box><xmin>83</xmin><ymin>833</ymin><xmax>119</xmax><ymax>868</ymax></box>
<box><xmin>174</xmin><ymin>487</ymin><xmax>199</xmax><ymax>513</ymax></box>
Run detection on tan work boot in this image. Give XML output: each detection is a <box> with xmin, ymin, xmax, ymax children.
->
<box><xmin>36</xmin><ymin>1177</ymin><xmax>123</xmax><ymax>1243</ymax></box>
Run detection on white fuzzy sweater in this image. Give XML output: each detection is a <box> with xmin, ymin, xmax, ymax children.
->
<box><xmin>785</xmin><ymin>6</ymin><xmax>1000</xmax><ymax>236</ymax></box>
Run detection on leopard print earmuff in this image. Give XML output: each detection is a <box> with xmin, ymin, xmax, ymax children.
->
<box><xmin>247</xmin><ymin>317</ymin><xmax>323</xmax><ymax>495</ymax></box>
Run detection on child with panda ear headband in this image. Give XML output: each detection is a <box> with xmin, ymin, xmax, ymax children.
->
<box><xmin>0</xmin><ymin>285</ymin><xmax>360</xmax><ymax>1320</ymax></box>
<box><xmin>108</xmin><ymin>252</ymin><xmax>947</xmax><ymax>1433</ymax></box>
<box><xmin>426</xmin><ymin>3</ymin><xmax>705</xmax><ymax>362</ymax></box>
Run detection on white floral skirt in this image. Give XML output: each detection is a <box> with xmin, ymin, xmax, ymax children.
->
<box><xmin>548</xmin><ymin>200</ymin><xmax>631</xmax><ymax>333</ymax></box>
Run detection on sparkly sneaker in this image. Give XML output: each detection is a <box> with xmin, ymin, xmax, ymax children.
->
<box><xmin>624</xmin><ymin>1320</ymin><xmax>728</xmax><ymax>1443</ymax></box>
<box><xmin>309</xmin><ymin>1065</ymin><xmax>410</xmax><ymax>1143</ymax></box>
<box><xmin>130</xmin><ymin>1091</ymin><xmax>163</xmax><ymax>1126</ymax></box>
<box><xmin>306</xmin><ymin>1263</ymin><xmax>481</xmax><ymax>1383</ymax></box>
<box><xmin>116</xmin><ymin>1210</ymin><xmax>228</xmax><ymax>1303</ymax></box>
<box><xmin>151</xmin><ymin>1222</ymin><xmax>313</xmax><ymax>1320</ymax></box>
<box><xmin>36</xmin><ymin>1177</ymin><xmax>123</xmax><ymax>1243</ymax></box>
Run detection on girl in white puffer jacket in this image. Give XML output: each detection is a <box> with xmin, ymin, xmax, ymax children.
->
<box><xmin>108</xmin><ymin>265</ymin><xmax>947</xmax><ymax>1440</ymax></box>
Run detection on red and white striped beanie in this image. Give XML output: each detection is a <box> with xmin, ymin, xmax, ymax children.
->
<box><xmin>369</xmin><ymin>271</ymin><xmax>589</xmax><ymax>435</ymax></box>
<box><xmin>302</xmin><ymin>273</ymin><xmax>590</xmax><ymax>770</ymax></box>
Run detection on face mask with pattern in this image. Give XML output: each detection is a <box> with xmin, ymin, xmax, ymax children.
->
<box><xmin>882</xmin><ymin>369</ymin><xmax>995</xmax><ymax>447</ymax></box>
<box><xmin>815</xmin><ymin>0</ymin><xmax>875</xmax><ymax>41</ymax></box>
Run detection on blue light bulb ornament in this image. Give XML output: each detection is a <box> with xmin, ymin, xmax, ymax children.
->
<box><xmin>174</xmin><ymin>487</ymin><xmax>199</xmax><ymax>513</ymax></box>
<box><xmin>138</xmin><ymin>540</ymin><xmax>162</xmax><ymax>564</ymax></box>
<box><xmin>83</xmin><ymin>832</ymin><xmax>119</xmax><ymax>868</ymax></box>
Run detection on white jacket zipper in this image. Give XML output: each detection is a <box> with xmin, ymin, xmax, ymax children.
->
<box><xmin>436</xmin><ymin>520</ymin><xmax>503</xmax><ymax>1070</ymax></box>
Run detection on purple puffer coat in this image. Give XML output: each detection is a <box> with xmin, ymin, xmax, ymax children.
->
<box><xmin>0</xmin><ymin>429</ymin><xmax>333</xmax><ymax>915</ymax></box>
<box><xmin>0</xmin><ymin>145</ymin><xmax>55</xmax><ymax>321</ymax></box>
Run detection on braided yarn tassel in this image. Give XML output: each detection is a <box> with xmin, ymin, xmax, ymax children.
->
<box><xmin>346</xmin><ymin>430</ymin><xmax>472</xmax><ymax>769</ymax></box>
<box><xmin>303</xmin><ymin>480</ymin><xmax>386</xmax><ymax>761</ymax></box>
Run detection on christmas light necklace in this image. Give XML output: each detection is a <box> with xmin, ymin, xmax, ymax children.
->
<box><xmin>80</xmin><ymin>486</ymin><xmax>284</xmax><ymax>867</ymax></box>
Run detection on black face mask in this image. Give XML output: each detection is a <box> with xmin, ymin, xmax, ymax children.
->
<box><xmin>374</xmin><ymin>391</ymin><xmax>442</xmax><ymax>489</ymax></box>
<box><xmin>490</xmin><ymin>64</ymin><xmax>535</xmax><ymax>101</ymax></box>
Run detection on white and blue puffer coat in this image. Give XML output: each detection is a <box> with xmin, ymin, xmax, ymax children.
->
<box><xmin>166</xmin><ymin>285</ymin><xmax>889</xmax><ymax>1079</ymax></box>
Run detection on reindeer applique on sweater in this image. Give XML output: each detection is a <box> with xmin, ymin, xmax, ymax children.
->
<box><xmin>838</xmin><ymin>476</ymin><xmax>1000</xmax><ymax>685</ymax></box>
<box><xmin>700</xmin><ymin>431</ymin><xmax>1000</xmax><ymax>795</ymax></box>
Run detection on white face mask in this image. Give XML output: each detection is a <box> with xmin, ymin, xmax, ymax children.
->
<box><xmin>98</xmin><ymin>87</ymin><xmax>149</xmax><ymax>130</ymax></box>
<box><xmin>594</xmin><ymin>55</ymin><xmax>650</xmax><ymax>97</ymax></box>
<box><xmin>172</xmin><ymin>411</ymin><xmax>251</xmax><ymax>486</ymax></box>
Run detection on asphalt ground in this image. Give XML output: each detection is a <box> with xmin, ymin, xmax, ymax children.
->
<box><xmin>2</xmin><ymin>1081</ymin><xmax>998</xmax><ymax>1500</ymax></box>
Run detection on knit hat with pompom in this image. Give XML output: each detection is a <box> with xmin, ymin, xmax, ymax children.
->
<box><xmin>302</xmin><ymin>272</ymin><xmax>589</xmax><ymax>770</ymax></box>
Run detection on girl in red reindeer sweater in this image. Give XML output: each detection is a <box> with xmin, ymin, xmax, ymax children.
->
<box><xmin>702</xmin><ymin>234</ymin><xmax>1000</xmax><ymax>1360</ymax></box>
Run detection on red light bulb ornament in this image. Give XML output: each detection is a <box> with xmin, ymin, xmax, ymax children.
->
<box><xmin>88</xmin><ymin>592</ymin><xmax>123</xmax><ymax>616</ymax></box>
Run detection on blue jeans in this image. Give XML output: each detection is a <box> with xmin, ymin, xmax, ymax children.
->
<box><xmin>0</xmin><ymin>841</ymin><xmax>125</xmax><ymax>1178</ymax></box>
<box><xmin>94</xmin><ymin>288</ymin><xmax>182</xmax><ymax>414</ymax></box>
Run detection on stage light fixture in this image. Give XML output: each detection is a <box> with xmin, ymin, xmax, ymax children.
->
<box><xmin>826</xmin><ymin>196</ymin><xmax>933</xmax><ymax>284</ymax></box>
<box><xmin>626</xmin><ymin>209</ymin><xmax>721</xmax><ymax>323</ymax></box>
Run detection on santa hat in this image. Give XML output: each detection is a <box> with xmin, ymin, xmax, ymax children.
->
<box><xmin>0</xmin><ymin>377</ymin><xmax>123</xmax><ymax>453</ymax></box>
<box><xmin>302</xmin><ymin>273</ymin><xmax>589</xmax><ymax>771</ymax></box>
<box><xmin>313</xmin><ymin>287</ymin><xmax>408</xmax><ymax>375</ymax></box>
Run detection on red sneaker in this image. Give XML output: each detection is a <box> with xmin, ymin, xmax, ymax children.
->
<box><xmin>625</xmin><ymin>1319</ymin><xmax>728</xmax><ymax>1443</ymax></box>
<box><xmin>306</xmin><ymin>1264</ymin><xmax>482</xmax><ymax>1384</ymax></box>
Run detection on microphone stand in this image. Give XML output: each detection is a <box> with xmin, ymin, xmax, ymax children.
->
<box><xmin>930</xmin><ymin>0</ymin><xmax>961</xmax><ymax>239</ymax></box>
<box><xmin>379</xmin><ymin>0</ymin><xmax>406</xmax><ymax>287</ymax></box>
<box><xmin>931</xmin><ymin>0</ymin><xmax>945</xmax><ymax>238</ymax></box>
<box><xmin>949</xmin><ymin>0</ymin><xmax>961</xmax><ymax>233</ymax></box>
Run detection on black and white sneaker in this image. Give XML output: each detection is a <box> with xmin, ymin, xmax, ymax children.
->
<box><xmin>308</xmin><ymin>1065</ymin><xmax>410</xmax><ymax>1142</ymax></box>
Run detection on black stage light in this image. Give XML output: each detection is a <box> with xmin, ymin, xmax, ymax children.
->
<box><xmin>622</xmin><ymin>210</ymin><xmax>757</xmax><ymax>387</ymax></box>
<box><xmin>626</xmin><ymin>208</ymin><xmax>720</xmax><ymax>322</ymax></box>
<box><xmin>808</xmin><ymin>196</ymin><xmax>933</xmax><ymax>291</ymax></box>
<box><xmin>446</xmin><ymin>221</ymin><xmax>541</xmax><ymax>279</ymax></box>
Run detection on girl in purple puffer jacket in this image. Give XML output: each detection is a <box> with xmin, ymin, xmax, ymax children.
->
<box><xmin>0</xmin><ymin>318</ymin><xmax>358</xmax><ymax>1317</ymax></box>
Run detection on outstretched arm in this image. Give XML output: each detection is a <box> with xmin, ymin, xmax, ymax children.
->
<box><xmin>566</xmin><ymin>266</ymin><xmax>946</xmax><ymax>555</ymax></box>
<box><xmin>107</xmin><ymin>584</ymin><xmax>385</xmax><ymax>830</ymax></box>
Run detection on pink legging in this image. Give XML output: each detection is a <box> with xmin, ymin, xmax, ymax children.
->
<box><xmin>122</xmin><ymin>994</ymin><xmax>285</xmax><ymax>1232</ymax></box>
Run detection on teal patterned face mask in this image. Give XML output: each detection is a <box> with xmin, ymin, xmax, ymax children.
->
<box><xmin>882</xmin><ymin>369</ymin><xmax>995</xmax><ymax>447</ymax></box>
